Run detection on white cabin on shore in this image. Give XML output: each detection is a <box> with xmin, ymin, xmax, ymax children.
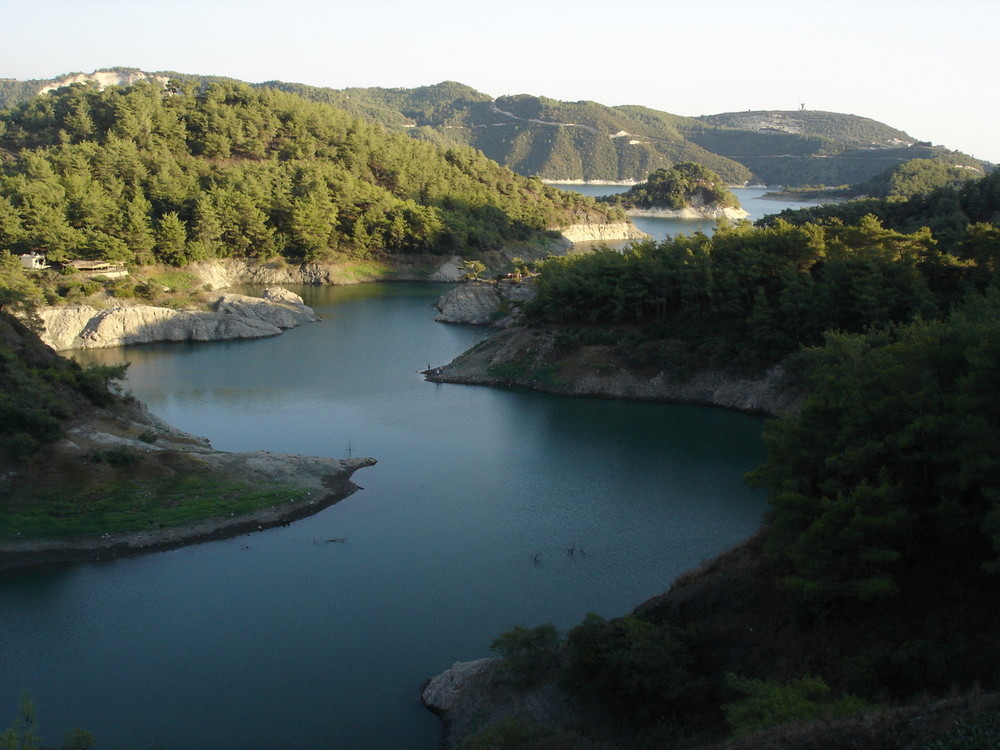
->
<box><xmin>20</xmin><ymin>252</ymin><xmax>50</xmax><ymax>269</ymax></box>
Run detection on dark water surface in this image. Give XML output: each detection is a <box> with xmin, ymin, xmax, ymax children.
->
<box><xmin>2</xmin><ymin>283</ymin><xmax>769</xmax><ymax>748</ymax></box>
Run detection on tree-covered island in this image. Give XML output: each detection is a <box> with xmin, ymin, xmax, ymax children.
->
<box><xmin>598</xmin><ymin>162</ymin><xmax>748</xmax><ymax>219</ymax></box>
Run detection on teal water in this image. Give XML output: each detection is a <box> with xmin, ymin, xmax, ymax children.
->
<box><xmin>548</xmin><ymin>184</ymin><xmax>817</xmax><ymax>243</ymax></box>
<box><xmin>1</xmin><ymin>285</ymin><xmax>768</xmax><ymax>749</ymax></box>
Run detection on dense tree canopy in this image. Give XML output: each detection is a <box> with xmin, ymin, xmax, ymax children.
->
<box><xmin>750</xmin><ymin>297</ymin><xmax>1000</xmax><ymax>608</ymax></box>
<box><xmin>528</xmin><ymin>171</ymin><xmax>1000</xmax><ymax>631</ymax></box>
<box><xmin>853</xmin><ymin>158</ymin><xmax>984</xmax><ymax>200</ymax></box>
<box><xmin>526</xmin><ymin>204</ymin><xmax>988</xmax><ymax>370</ymax></box>
<box><xmin>0</xmin><ymin>81</ymin><xmax>620</xmax><ymax>265</ymax></box>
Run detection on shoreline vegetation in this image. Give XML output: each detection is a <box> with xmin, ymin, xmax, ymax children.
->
<box><xmin>0</xmin><ymin>398</ymin><xmax>377</xmax><ymax>571</ymax></box>
<box><xmin>417</xmin><ymin>170</ymin><xmax>1000</xmax><ymax>748</ymax></box>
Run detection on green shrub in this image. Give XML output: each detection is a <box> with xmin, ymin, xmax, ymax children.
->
<box><xmin>560</xmin><ymin>614</ymin><xmax>707</xmax><ymax>720</ymax></box>
<box><xmin>490</xmin><ymin>624</ymin><xmax>562</xmax><ymax>686</ymax></box>
<box><xmin>89</xmin><ymin>446</ymin><xmax>140</xmax><ymax>467</ymax></box>
<box><xmin>722</xmin><ymin>674</ymin><xmax>872</xmax><ymax>737</ymax></box>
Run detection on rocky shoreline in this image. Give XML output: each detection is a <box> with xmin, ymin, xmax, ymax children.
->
<box><xmin>38</xmin><ymin>286</ymin><xmax>319</xmax><ymax>351</ymax></box>
<box><xmin>421</xmin><ymin>658</ymin><xmax>604</xmax><ymax>750</ymax></box>
<box><xmin>425</xmin><ymin>326</ymin><xmax>799</xmax><ymax>415</ymax></box>
<box><xmin>428</xmin><ymin>283</ymin><xmax>801</xmax><ymax>416</ymax></box>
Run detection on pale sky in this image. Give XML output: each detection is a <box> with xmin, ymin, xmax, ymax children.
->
<box><xmin>4</xmin><ymin>0</ymin><xmax>999</xmax><ymax>163</ymax></box>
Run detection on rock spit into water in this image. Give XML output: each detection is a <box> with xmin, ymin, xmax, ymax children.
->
<box><xmin>0</xmin><ymin>396</ymin><xmax>375</xmax><ymax>571</ymax></box>
<box><xmin>426</xmin><ymin>326</ymin><xmax>802</xmax><ymax>416</ymax></box>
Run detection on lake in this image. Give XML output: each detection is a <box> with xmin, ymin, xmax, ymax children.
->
<box><xmin>0</xmin><ymin>191</ymin><xmax>797</xmax><ymax>749</ymax></box>
<box><xmin>548</xmin><ymin>184</ymin><xmax>816</xmax><ymax>244</ymax></box>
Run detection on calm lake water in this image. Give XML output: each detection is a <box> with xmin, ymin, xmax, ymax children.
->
<box><xmin>549</xmin><ymin>184</ymin><xmax>815</xmax><ymax>244</ymax></box>
<box><xmin>0</xmin><ymin>190</ymin><xmax>796</xmax><ymax>749</ymax></box>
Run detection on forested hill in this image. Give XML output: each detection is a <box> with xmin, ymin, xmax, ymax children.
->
<box><xmin>0</xmin><ymin>79</ymin><xmax>624</xmax><ymax>266</ymax></box>
<box><xmin>697</xmin><ymin>109</ymin><xmax>914</xmax><ymax>148</ymax></box>
<box><xmin>2</xmin><ymin>70</ymin><xmax>989</xmax><ymax>188</ymax></box>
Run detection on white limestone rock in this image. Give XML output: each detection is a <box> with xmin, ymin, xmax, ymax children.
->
<box><xmin>557</xmin><ymin>221</ymin><xmax>648</xmax><ymax>243</ymax></box>
<box><xmin>422</xmin><ymin>658</ymin><xmax>501</xmax><ymax>714</ymax></box>
<box><xmin>37</xmin><ymin>288</ymin><xmax>319</xmax><ymax>350</ymax></box>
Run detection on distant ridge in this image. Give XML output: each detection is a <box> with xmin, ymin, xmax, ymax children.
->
<box><xmin>0</xmin><ymin>69</ymin><xmax>990</xmax><ymax>187</ymax></box>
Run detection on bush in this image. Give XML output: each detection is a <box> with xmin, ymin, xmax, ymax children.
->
<box><xmin>722</xmin><ymin>674</ymin><xmax>872</xmax><ymax>737</ymax></box>
<box><xmin>490</xmin><ymin>624</ymin><xmax>562</xmax><ymax>686</ymax></box>
<box><xmin>560</xmin><ymin>614</ymin><xmax>708</xmax><ymax>720</ymax></box>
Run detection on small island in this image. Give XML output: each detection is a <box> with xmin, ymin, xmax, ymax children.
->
<box><xmin>599</xmin><ymin>162</ymin><xmax>748</xmax><ymax>220</ymax></box>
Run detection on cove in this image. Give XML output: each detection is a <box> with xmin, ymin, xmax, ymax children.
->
<box><xmin>1</xmin><ymin>287</ymin><xmax>768</xmax><ymax>749</ymax></box>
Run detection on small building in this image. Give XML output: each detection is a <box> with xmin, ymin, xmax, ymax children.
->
<box><xmin>19</xmin><ymin>251</ymin><xmax>50</xmax><ymax>270</ymax></box>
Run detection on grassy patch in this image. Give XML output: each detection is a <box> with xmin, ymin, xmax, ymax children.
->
<box><xmin>488</xmin><ymin>360</ymin><xmax>565</xmax><ymax>389</ymax></box>
<box><xmin>335</xmin><ymin>260</ymin><xmax>393</xmax><ymax>283</ymax></box>
<box><xmin>0</xmin><ymin>476</ymin><xmax>311</xmax><ymax>540</ymax></box>
<box><xmin>148</xmin><ymin>270</ymin><xmax>201</xmax><ymax>292</ymax></box>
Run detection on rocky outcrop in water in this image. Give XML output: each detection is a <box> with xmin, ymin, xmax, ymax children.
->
<box><xmin>435</xmin><ymin>279</ymin><xmax>537</xmax><ymax>327</ymax></box>
<box><xmin>38</xmin><ymin>287</ymin><xmax>318</xmax><ymax>350</ymax></box>
<box><xmin>422</xmin><ymin>658</ymin><xmax>599</xmax><ymax>750</ymax></box>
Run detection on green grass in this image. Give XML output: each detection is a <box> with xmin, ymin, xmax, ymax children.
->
<box><xmin>148</xmin><ymin>270</ymin><xmax>201</xmax><ymax>291</ymax></box>
<box><xmin>489</xmin><ymin>360</ymin><xmax>566</xmax><ymax>389</ymax></box>
<box><xmin>0</xmin><ymin>476</ymin><xmax>312</xmax><ymax>540</ymax></box>
<box><xmin>334</xmin><ymin>259</ymin><xmax>394</xmax><ymax>282</ymax></box>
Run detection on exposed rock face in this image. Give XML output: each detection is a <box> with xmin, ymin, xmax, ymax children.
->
<box><xmin>426</xmin><ymin>257</ymin><xmax>467</xmax><ymax>282</ymax></box>
<box><xmin>38</xmin><ymin>69</ymin><xmax>170</xmax><ymax>96</ymax></box>
<box><xmin>38</xmin><ymin>287</ymin><xmax>318</xmax><ymax>350</ymax></box>
<box><xmin>436</xmin><ymin>282</ymin><xmax>503</xmax><ymax>325</ymax></box>
<box><xmin>557</xmin><ymin>222</ymin><xmax>648</xmax><ymax>243</ymax></box>
<box><xmin>423</xmin><ymin>658</ymin><xmax>501</xmax><ymax>716</ymax></box>
<box><xmin>185</xmin><ymin>260</ymin><xmax>337</xmax><ymax>288</ymax></box>
<box><xmin>426</xmin><ymin>326</ymin><xmax>802</xmax><ymax>416</ymax></box>
<box><xmin>422</xmin><ymin>658</ymin><xmax>597</xmax><ymax>749</ymax></box>
<box><xmin>435</xmin><ymin>279</ymin><xmax>537</xmax><ymax>327</ymax></box>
